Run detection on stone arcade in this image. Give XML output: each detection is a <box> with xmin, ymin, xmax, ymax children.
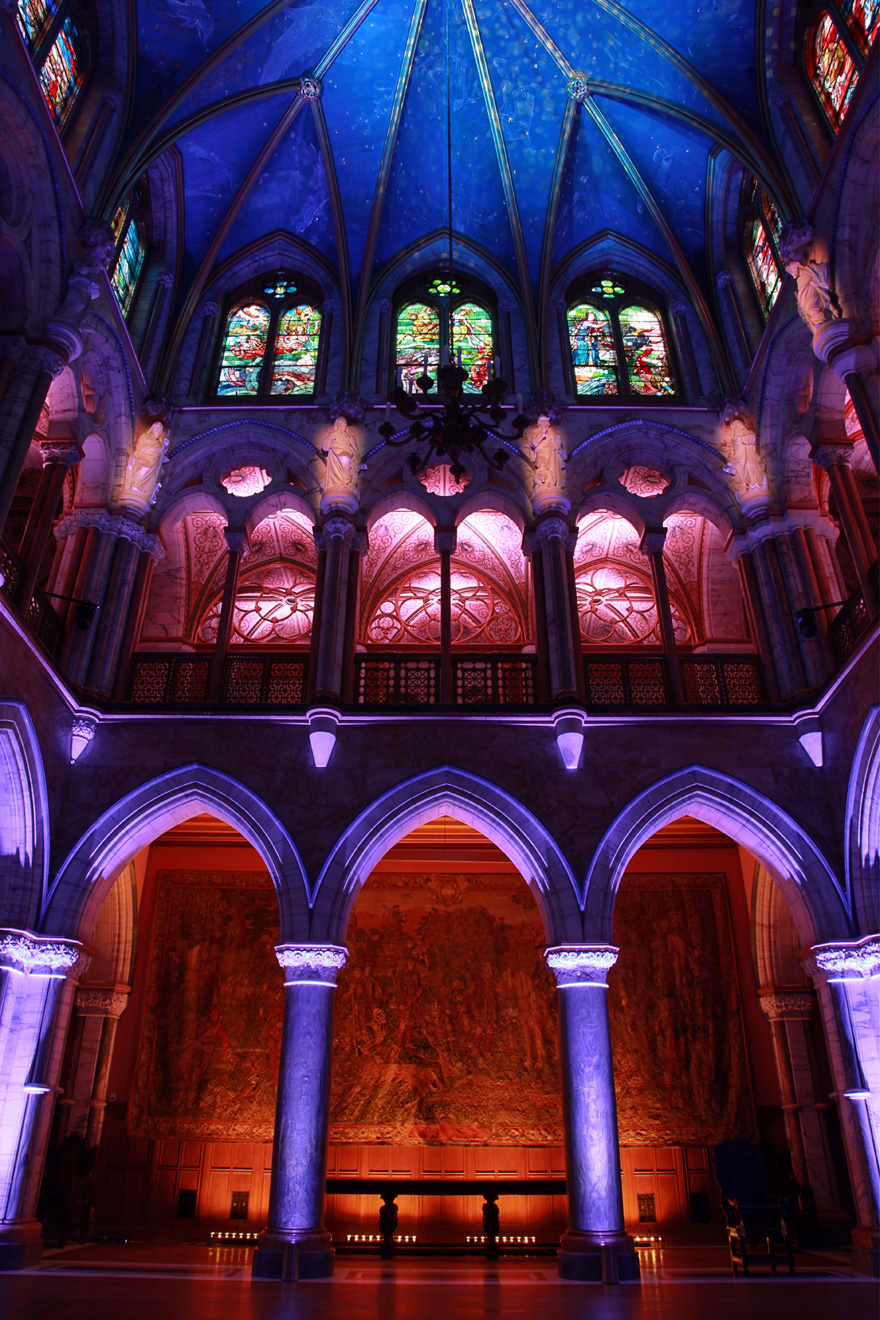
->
<box><xmin>0</xmin><ymin>0</ymin><xmax>878</xmax><ymax>1311</ymax></box>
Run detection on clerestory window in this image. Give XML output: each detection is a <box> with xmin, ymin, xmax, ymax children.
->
<box><xmin>803</xmin><ymin>1</ymin><xmax>877</xmax><ymax>130</ymax></box>
<box><xmin>742</xmin><ymin>181</ymin><xmax>785</xmax><ymax>317</ymax></box>
<box><xmin>393</xmin><ymin>275</ymin><xmax>495</xmax><ymax>396</ymax></box>
<box><xmin>215</xmin><ymin>276</ymin><xmax>323</xmax><ymax>398</ymax></box>
<box><xmin>110</xmin><ymin>191</ymin><xmax>147</xmax><ymax>318</ymax></box>
<box><xmin>566</xmin><ymin>277</ymin><xmax>676</xmax><ymax>398</ymax></box>
<box><xmin>15</xmin><ymin>0</ymin><xmax>90</xmax><ymax>132</ymax></box>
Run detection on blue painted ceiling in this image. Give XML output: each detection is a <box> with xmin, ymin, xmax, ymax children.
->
<box><xmin>117</xmin><ymin>0</ymin><xmax>788</xmax><ymax>333</ymax></box>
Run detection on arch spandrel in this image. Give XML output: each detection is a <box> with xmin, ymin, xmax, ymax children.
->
<box><xmin>309</xmin><ymin>766</ymin><xmax>583</xmax><ymax>947</ymax></box>
<box><xmin>583</xmin><ymin>764</ymin><xmax>851</xmax><ymax>947</ymax></box>
<box><xmin>42</xmin><ymin>763</ymin><xmax>310</xmax><ymax>943</ymax></box>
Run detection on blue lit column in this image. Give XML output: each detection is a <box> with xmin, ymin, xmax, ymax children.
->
<box><xmin>253</xmin><ymin>943</ymin><xmax>348</xmax><ymax>1280</ymax></box>
<box><xmin>803</xmin><ymin>936</ymin><xmax>880</xmax><ymax>1277</ymax></box>
<box><xmin>545</xmin><ymin>944</ymin><xmax>640</xmax><ymax>1283</ymax></box>
<box><xmin>0</xmin><ymin>931</ymin><xmax>88</xmax><ymax>1270</ymax></box>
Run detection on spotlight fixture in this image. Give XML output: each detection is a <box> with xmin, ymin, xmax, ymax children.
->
<box><xmin>795</xmin><ymin>601</ymin><xmax>848</xmax><ymax>639</ymax></box>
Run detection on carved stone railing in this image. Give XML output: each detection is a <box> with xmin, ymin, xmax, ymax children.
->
<box><xmin>0</xmin><ymin>534</ymin><xmax>63</xmax><ymax>656</ymax></box>
<box><xmin>127</xmin><ymin>652</ymin><xmax>309</xmax><ymax>705</ymax></box>
<box><xmin>583</xmin><ymin>652</ymin><xmax>767</xmax><ymax>708</ymax></box>
<box><xmin>355</xmin><ymin>654</ymin><xmax>538</xmax><ymax>706</ymax></box>
<box><xmin>829</xmin><ymin>563</ymin><xmax>877</xmax><ymax>663</ymax></box>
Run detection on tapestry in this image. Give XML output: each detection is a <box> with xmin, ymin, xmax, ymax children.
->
<box><xmin>129</xmin><ymin>872</ymin><xmax>283</xmax><ymax>1140</ymax></box>
<box><xmin>611</xmin><ymin>873</ymin><xmax>756</xmax><ymax>1145</ymax></box>
<box><xmin>329</xmin><ymin>872</ymin><xmax>563</xmax><ymax>1145</ymax></box>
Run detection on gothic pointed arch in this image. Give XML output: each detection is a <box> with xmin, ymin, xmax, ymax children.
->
<box><xmin>0</xmin><ymin>701</ymin><xmax>49</xmax><ymax>930</ymax></box>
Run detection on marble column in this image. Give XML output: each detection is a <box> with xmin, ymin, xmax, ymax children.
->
<box><xmin>640</xmin><ymin>529</ymin><xmax>685</xmax><ymax>704</ymax></box>
<box><xmin>111</xmin><ymin>547</ymin><xmax>157</xmax><ymax>699</ymax></box>
<box><xmin>758</xmin><ymin>991</ymin><xmax>841</xmax><ymax>1218</ymax></box>
<box><xmin>253</xmin><ymin>944</ymin><xmax>348</xmax><ymax>1281</ymax></box>
<box><xmin>209</xmin><ymin>528</ymin><xmax>247</xmax><ymax>701</ymax></box>
<box><xmin>535</xmin><ymin>516</ymin><xmax>580</xmax><ymax>700</ymax></box>
<box><xmin>59</xmin><ymin>988</ymin><xmax>129</xmax><ymax>1148</ymax></box>
<box><xmin>523</xmin><ymin>531</ymin><xmax>551</xmax><ymax>701</ymax></box>
<box><xmin>544</xmin><ymin>945</ymin><xmax>640</xmax><ymax>1283</ymax></box>
<box><xmin>670</xmin><ymin>299</ymin><xmax>703</xmax><ymax>400</ymax></box>
<box><xmin>0</xmin><ymin>930</ymin><xmax>88</xmax><ymax>1270</ymax></box>
<box><xmin>14</xmin><ymin>441</ymin><xmax>82</xmax><ymax>609</ymax></box>
<box><xmin>435</xmin><ymin>527</ymin><xmax>456</xmax><ymax>702</ymax></box>
<box><xmin>811</xmin><ymin>325</ymin><xmax>879</xmax><ymax>474</ymax></box>
<box><xmin>313</xmin><ymin>517</ymin><xmax>356</xmax><ymax>701</ymax></box>
<box><xmin>802</xmin><ymin>936</ymin><xmax>880</xmax><ymax>1276</ymax></box>
<box><xmin>812</xmin><ymin>444</ymin><xmax>878</xmax><ymax>615</ymax></box>
<box><xmin>187</xmin><ymin>301</ymin><xmax>219</xmax><ymax>399</ymax></box>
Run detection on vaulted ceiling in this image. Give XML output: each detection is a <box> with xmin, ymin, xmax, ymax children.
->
<box><xmin>108</xmin><ymin>0</ymin><xmax>794</xmax><ymax>334</ymax></box>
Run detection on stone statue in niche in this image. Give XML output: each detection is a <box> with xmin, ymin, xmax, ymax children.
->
<box><xmin>118</xmin><ymin>397</ymin><xmax>171</xmax><ymax>513</ymax></box>
<box><xmin>526</xmin><ymin>413</ymin><xmax>568</xmax><ymax>513</ymax></box>
<box><xmin>720</xmin><ymin>397</ymin><xmax>767</xmax><ymax>507</ymax></box>
<box><xmin>320</xmin><ymin>415</ymin><xmax>363</xmax><ymax>514</ymax></box>
<box><xmin>779</xmin><ymin>221</ymin><xmax>839</xmax><ymax>335</ymax></box>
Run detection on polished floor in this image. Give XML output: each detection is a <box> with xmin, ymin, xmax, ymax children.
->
<box><xmin>0</xmin><ymin>1244</ymin><xmax>877</xmax><ymax>1319</ymax></box>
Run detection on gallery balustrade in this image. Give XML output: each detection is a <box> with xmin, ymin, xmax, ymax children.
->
<box><xmin>0</xmin><ymin>533</ymin><xmax>63</xmax><ymax>656</ymax></box>
<box><xmin>828</xmin><ymin>561</ymin><xmax>878</xmax><ymax>663</ymax></box>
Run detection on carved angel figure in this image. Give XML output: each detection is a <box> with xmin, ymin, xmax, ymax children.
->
<box><xmin>526</xmin><ymin>414</ymin><xmax>567</xmax><ymax>507</ymax></box>
<box><xmin>721</xmin><ymin>400</ymin><xmax>766</xmax><ymax>496</ymax></box>
<box><xmin>320</xmin><ymin>415</ymin><xmax>361</xmax><ymax>511</ymax></box>
<box><xmin>779</xmin><ymin>221</ymin><xmax>839</xmax><ymax>334</ymax></box>
<box><xmin>120</xmin><ymin>420</ymin><xmax>169</xmax><ymax>509</ymax></box>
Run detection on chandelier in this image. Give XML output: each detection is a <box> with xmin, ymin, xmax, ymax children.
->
<box><xmin>377</xmin><ymin>0</ymin><xmax>528</xmax><ymax>485</ymax></box>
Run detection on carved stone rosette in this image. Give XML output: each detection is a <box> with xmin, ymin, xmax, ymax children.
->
<box><xmin>0</xmin><ymin>929</ymin><xmax>89</xmax><ymax>978</ymax></box>
<box><xmin>545</xmin><ymin>944</ymin><xmax>619</xmax><ymax>987</ymax></box>
<box><xmin>802</xmin><ymin>935</ymin><xmax>880</xmax><ymax>983</ymax></box>
<box><xmin>758</xmin><ymin>991</ymin><xmax>814</xmax><ymax>1021</ymax></box>
<box><xmin>75</xmin><ymin>988</ymin><xmax>130</xmax><ymax>1018</ymax></box>
<box><xmin>275</xmin><ymin>944</ymin><xmax>348</xmax><ymax>986</ymax></box>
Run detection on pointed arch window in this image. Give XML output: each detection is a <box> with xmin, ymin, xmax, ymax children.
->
<box><xmin>393</xmin><ymin>277</ymin><xmax>496</xmax><ymax>396</ymax></box>
<box><xmin>742</xmin><ymin>182</ymin><xmax>784</xmax><ymax>317</ymax></box>
<box><xmin>566</xmin><ymin>278</ymin><xmax>676</xmax><ymax>398</ymax></box>
<box><xmin>39</xmin><ymin>16</ymin><xmax>84</xmax><ymax>128</ymax></box>
<box><xmin>803</xmin><ymin>0</ymin><xmax>877</xmax><ymax>130</ymax></box>
<box><xmin>15</xmin><ymin>0</ymin><xmax>56</xmax><ymax>47</ymax></box>
<box><xmin>110</xmin><ymin>200</ymin><xmax>146</xmax><ymax>317</ymax></box>
<box><xmin>215</xmin><ymin>275</ymin><xmax>324</xmax><ymax>399</ymax></box>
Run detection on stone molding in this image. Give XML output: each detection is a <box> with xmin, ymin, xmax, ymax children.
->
<box><xmin>535</xmin><ymin>516</ymin><xmax>576</xmax><ymax>552</ymax></box>
<box><xmin>329</xmin><ymin>391</ymin><xmax>366</xmax><ymax>423</ymax></box>
<box><xmin>545</xmin><ymin>944</ymin><xmax>619</xmax><ymax>987</ymax></box>
<box><xmin>53</xmin><ymin>509</ymin><xmax>164</xmax><ymax>559</ymax></box>
<box><xmin>802</xmin><ymin>935</ymin><xmax>880</xmax><ymax>982</ymax></box>
<box><xmin>811</xmin><ymin>442</ymin><xmax>855</xmax><ymax>470</ymax></box>
<box><xmin>725</xmin><ymin>510</ymin><xmax>840</xmax><ymax>557</ymax></box>
<box><xmin>75</xmin><ymin>988</ymin><xmax>130</xmax><ymax>1018</ymax></box>
<box><xmin>758</xmin><ymin>991</ymin><xmax>814</xmax><ymax>1020</ymax></box>
<box><xmin>0</xmin><ymin>929</ymin><xmax>88</xmax><ymax>978</ymax></box>
<box><xmin>434</xmin><ymin>528</ymin><xmax>457</xmax><ymax>555</ymax></box>
<box><xmin>275</xmin><ymin>944</ymin><xmax>348</xmax><ymax>985</ymax></box>
<box><xmin>299</xmin><ymin>76</ymin><xmax>322</xmax><ymax>102</ymax></box>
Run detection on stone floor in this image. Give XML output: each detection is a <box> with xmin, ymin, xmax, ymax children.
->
<box><xmin>0</xmin><ymin>1243</ymin><xmax>876</xmax><ymax>1319</ymax></box>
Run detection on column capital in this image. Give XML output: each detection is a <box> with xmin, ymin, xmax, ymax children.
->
<box><xmin>316</xmin><ymin>515</ymin><xmax>357</xmax><ymax>549</ymax></box>
<box><xmin>22</xmin><ymin>344</ymin><xmax>68</xmax><ymax>379</ymax></box>
<box><xmin>201</xmin><ymin>300</ymin><xmax>220</xmax><ymax>319</ymax></box>
<box><xmin>75</xmin><ymin>987</ymin><xmax>130</xmax><ymax>1018</ymax></box>
<box><xmin>639</xmin><ymin>527</ymin><xmax>667</xmax><ymax>556</ymax></box>
<box><xmin>0</xmin><ymin>929</ymin><xmax>89</xmax><ymax>979</ymax></box>
<box><xmin>275</xmin><ymin>943</ymin><xmax>348</xmax><ymax>986</ymax></box>
<box><xmin>157</xmin><ymin>271</ymin><xmax>174</xmax><ymax>290</ymax></box>
<box><xmin>434</xmin><ymin>527</ymin><xmax>457</xmax><ymax>555</ymax></box>
<box><xmin>811</xmin><ymin>441</ymin><xmax>857</xmax><ymax>471</ymax></box>
<box><xmin>716</xmin><ymin>271</ymin><xmax>735</xmax><ymax>289</ymax></box>
<box><xmin>758</xmin><ymin>990</ymin><xmax>814</xmax><ymax>1021</ymax></box>
<box><xmin>802</xmin><ymin>934</ymin><xmax>880</xmax><ymax>983</ymax></box>
<box><xmin>545</xmin><ymin>944</ymin><xmax>619</xmax><ymax>987</ymax></box>
<box><xmin>535</xmin><ymin>515</ymin><xmax>576</xmax><ymax>552</ymax></box>
<box><xmin>224</xmin><ymin>527</ymin><xmax>248</xmax><ymax>555</ymax></box>
<box><xmin>670</xmin><ymin>299</ymin><xmax>690</xmax><ymax>319</ymax></box>
<box><xmin>39</xmin><ymin>440</ymin><xmax>82</xmax><ymax>470</ymax></box>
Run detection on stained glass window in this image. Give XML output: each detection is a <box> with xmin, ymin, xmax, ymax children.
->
<box><xmin>842</xmin><ymin>0</ymin><xmax>880</xmax><ymax>47</ymax></box>
<box><xmin>808</xmin><ymin>12</ymin><xmax>859</xmax><ymax>127</ymax></box>
<box><xmin>576</xmin><ymin>565</ymin><xmax>689</xmax><ymax>646</ymax></box>
<box><xmin>217</xmin><ymin>302</ymin><xmax>270</xmax><ymax>397</ymax></box>
<box><xmin>452</xmin><ymin>302</ymin><xmax>493</xmax><ymax>394</ymax></box>
<box><xmin>111</xmin><ymin>218</ymin><xmax>145</xmax><ymax>316</ymax></box>
<box><xmin>264</xmin><ymin>278</ymin><xmax>298</xmax><ymax>298</ymax></box>
<box><xmin>567</xmin><ymin>304</ymin><xmax>619</xmax><ymax>395</ymax></box>
<box><xmin>619</xmin><ymin>306</ymin><xmax>674</xmax><ymax>396</ymax></box>
<box><xmin>16</xmin><ymin>0</ymin><xmax>55</xmax><ymax>47</ymax></box>
<box><xmin>396</xmin><ymin>302</ymin><xmax>440</xmax><ymax>393</ymax></box>
<box><xmin>111</xmin><ymin>203</ymin><xmax>129</xmax><ymax>244</ymax></box>
<box><xmin>198</xmin><ymin>565</ymin><xmax>315</xmax><ymax>645</ymax></box>
<box><xmin>747</xmin><ymin>218</ymin><xmax>782</xmax><ymax>315</ymax></box>
<box><xmin>365</xmin><ymin>565</ymin><xmax>522</xmax><ymax>647</ymax></box>
<box><xmin>39</xmin><ymin>17</ymin><xmax>84</xmax><ymax>128</ymax></box>
<box><xmin>591</xmin><ymin>279</ymin><xmax>626</xmax><ymax>299</ymax></box>
<box><xmin>270</xmin><ymin>303</ymin><xmax>321</xmax><ymax>395</ymax></box>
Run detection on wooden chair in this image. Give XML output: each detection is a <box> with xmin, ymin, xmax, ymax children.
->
<box><xmin>713</xmin><ymin>1139</ymin><xmax>795</xmax><ymax>1276</ymax></box>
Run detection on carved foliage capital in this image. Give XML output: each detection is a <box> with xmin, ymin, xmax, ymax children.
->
<box><xmin>275</xmin><ymin>944</ymin><xmax>348</xmax><ymax>985</ymax></box>
<box><xmin>758</xmin><ymin>992</ymin><xmax>814</xmax><ymax>1021</ymax></box>
<box><xmin>40</xmin><ymin>441</ymin><xmax>83</xmax><ymax>470</ymax></box>
<box><xmin>810</xmin><ymin>442</ymin><xmax>853</xmax><ymax>470</ymax></box>
<box><xmin>545</xmin><ymin>944</ymin><xmax>619</xmax><ymax>987</ymax></box>
<box><xmin>535</xmin><ymin>516</ymin><xmax>574</xmax><ymax>550</ymax></box>
<box><xmin>75</xmin><ymin>988</ymin><xmax>130</xmax><ymax>1018</ymax></box>
<box><xmin>802</xmin><ymin>935</ymin><xmax>880</xmax><ymax>983</ymax></box>
<box><xmin>0</xmin><ymin>929</ymin><xmax>88</xmax><ymax>978</ymax></box>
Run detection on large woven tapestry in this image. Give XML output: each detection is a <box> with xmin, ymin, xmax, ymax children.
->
<box><xmin>129</xmin><ymin>872</ymin><xmax>283</xmax><ymax>1140</ymax></box>
<box><xmin>611</xmin><ymin>873</ymin><xmax>756</xmax><ymax>1145</ymax></box>
<box><xmin>329</xmin><ymin>872</ymin><xmax>563</xmax><ymax>1145</ymax></box>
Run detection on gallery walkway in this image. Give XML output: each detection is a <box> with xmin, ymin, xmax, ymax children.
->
<box><xmin>0</xmin><ymin>1244</ymin><xmax>876</xmax><ymax>1320</ymax></box>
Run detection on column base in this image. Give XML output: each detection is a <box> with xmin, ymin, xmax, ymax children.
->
<box><xmin>251</xmin><ymin>1228</ymin><xmax>334</xmax><ymax>1280</ymax></box>
<box><xmin>0</xmin><ymin>1221</ymin><xmax>44</xmax><ymax>1270</ymax></box>
<box><xmin>850</xmin><ymin>1226</ymin><xmax>880</xmax><ymax>1277</ymax></box>
<box><xmin>557</xmin><ymin>1231</ymin><xmax>641</xmax><ymax>1283</ymax></box>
